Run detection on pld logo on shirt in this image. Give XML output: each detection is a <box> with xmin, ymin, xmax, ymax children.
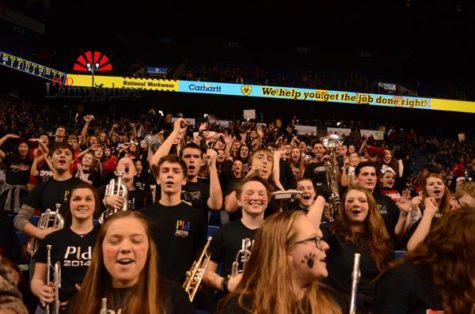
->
<box><xmin>377</xmin><ymin>203</ymin><xmax>388</xmax><ymax>215</ymax></box>
<box><xmin>182</xmin><ymin>190</ymin><xmax>201</xmax><ymax>202</ymax></box>
<box><xmin>63</xmin><ymin>246</ymin><xmax>92</xmax><ymax>267</ymax></box>
<box><xmin>175</xmin><ymin>220</ymin><xmax>190</xmax><ymax>238</ymax></box>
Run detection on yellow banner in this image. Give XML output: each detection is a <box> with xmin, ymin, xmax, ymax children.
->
<box><xmin>66</xmin><ymin>74</ymin><xmax>179</xmax><ymax>91</ymax></box>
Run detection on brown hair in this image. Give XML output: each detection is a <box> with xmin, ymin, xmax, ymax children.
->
<box><xmin>455</xmin><ymin>181</ymin><xmax>475</xmax><ymax>199</ymax></box>
<box><xmin>70</xmin><ymin>211</ymin><xmax>165</xmax><ymax>314</ymax></box>
<box><xmin>334</xmin><ymin>186</ymin><xmax>393</xmax><ymax>271</ymax></box>
<box><xmin>157</xmin><ymin>154</ymin><xmax>187</xmax><ymax>177</ymax></box>
<box><xmin>421</xmin><ymin>173</ymin><xmax>451</xmax><ymax>216</ymax></box>
<box><xmin>397</xmin><ymin>208</ymin><xmax>475</xmax><ymax>314</ymax></box>
<box><xmin>235</xmin><ymin>174</ymin><xmax>272</xmax><ymax>201</ymax></box>
<box><xmin>218</xmin><ymin>211</ymin><xmax>342</xmax><ymax>314</ymax></box>
<box><xmin>63</xmin><ymin>183</ymin><xmax>100</xmax><ymax>226</ymax></box>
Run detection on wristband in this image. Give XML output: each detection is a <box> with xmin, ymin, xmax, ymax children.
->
<box><xmin>221</xmin><ymin>277</ymin><xmax>229</xmax><ymax>293</ymax></box>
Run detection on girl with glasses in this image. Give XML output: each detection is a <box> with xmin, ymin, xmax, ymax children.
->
<box><xmin>217</xmin><ymin>210</ymin><xmax>345</xmax><ymax>314</ymax></box>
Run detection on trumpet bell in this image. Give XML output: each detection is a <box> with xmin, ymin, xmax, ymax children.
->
<box><xmin>322</xmin><ymin>134</ymin><xmax>344</xmax><ymax>148</ymax></box>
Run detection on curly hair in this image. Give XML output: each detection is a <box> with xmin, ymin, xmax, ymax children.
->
<box><xmin>402</xmin><ymin>208</ymin><xmax>475</xmax><ymax>314</ymax></box>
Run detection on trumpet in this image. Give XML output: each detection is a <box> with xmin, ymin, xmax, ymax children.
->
<box><xmin>322</xmin><ymin>134</ymin><xmax>344</xmax><ymax>222</ymax></box>
<box><xmin>46</xmin><ymin>245</ymin><xmax>61</xmax><ymax>314</ymax></box>
<box><xmin>99</xmin><ymin>171</ymin><xmax>128</xmax><ymax>224</ymax></box>
<box><xmin>183</xmin><ymin>236</ymin><xmax>212</xmax><ymax>302</ymax></box>
<box><xmin>231</xmin><ymin>238</ymin><xmax>253</xmax><ymax>277</ymax></box>
<box><xmin>349</xmin><ymin>253</ymin><xmax>361</xmax><ymax>314</ymax></box>
<box><xmin>29</xmin><ymin>203</ymin><xmax>64</xmax><ymax>256</ymax></box>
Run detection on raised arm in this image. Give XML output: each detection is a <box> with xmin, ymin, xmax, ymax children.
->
<box><xmin>79</xmin><ymin>115</ymin><xmax>94</xmax><ymax>146</ymax></box>
<box><xmin>407</xmin><ymin>197</ymin><xmax>439</xmax><ymax>251</ymax></box>
<box><xmin>0</xmin><ymin>134</ymin><xmax>20</xmax><ymax>160</ymax></box>
<box><xmin>150</xmin><ymin>118</ymin><xmax>187</xmax><ymax>177</ymax></box>
<box><xmin>306</xmin><ymin>195</ymin><xmax>326</xmax><ymax>227</ymax></box>
<box><xmin>206</xmin><ymin>149</ymin><xmax>223</xmax><ymax>210</ymax></box>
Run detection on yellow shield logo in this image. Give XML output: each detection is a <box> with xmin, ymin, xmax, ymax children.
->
<box><xmin>241</xmin><ymin>85</ymin><xmax>252</xmax><ymax>96</ymax></box>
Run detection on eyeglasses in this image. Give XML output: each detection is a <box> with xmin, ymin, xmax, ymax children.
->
<box><xmin>290</xmin><ymin>236</ymin><xmax>325</xmax><ymax>249</ymax></box>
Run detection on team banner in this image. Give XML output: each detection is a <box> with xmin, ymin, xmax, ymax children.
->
<box><xmin>0</xmin><ymin>51</ymin><xmax>67</xmax><ymax>83</ymax></box>
<box><xmin>327</xmin><ymin>127</ymin><xmax>352</xmax><ymax>136</ymax></box>
<box><xmin>360</xmin><ymin>129</ymin><xmax>385</xmax><ymax>141</ymax></box>
<box><xmin>177</xmin><ymin>80</ymin><xmax>475</xmax><ymax>114</ymax></box>
<box><xmin>1</xmin><ymin>51</ymin><xmax>474</xmax><ymax>114</ymax></box>
<box><xmin>66</xmin><ymin>74</ymin><xmax>178</xmax><ymax>91</ymax></box>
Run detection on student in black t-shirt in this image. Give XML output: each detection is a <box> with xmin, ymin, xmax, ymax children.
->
<box><xmin>303</xmin><ymin>141</ymin><xmax>331</xmax><ymax>199</ymax></box>
<box><xmin>14</xmin><ymin>143</ymin><xmax>82</xmax><ymax>249</ymax></box>
<box><xmin>149</xmin><ymin>118</ymin><xmax>223</xmax><ymax>220</ymax></box>
<box><xmin>141</xmin><ymin>155</ymin><xmax>206</xmax><ymax>284</ymax></box>
<box><xmin>70</xmin><ymin>210</ymin><xmax>194</xmax><ymax>314</ymax></box>
<box><xmin>0</xmin><ymin>134</ymin><xmax>32</xmax><ymax>213</ymax></box>
<box><xmin>308</xmin><ymin>186</ymin><xmax>393</xmax><ymax>314</ymax></box>
<box><xmin>31</xmin><ymin>184</ymin><xmax>99</xmax><ymax>312</ymax></box>
<box><xmin>203</xmin><ymin>175</ymin><xmax>271</xmax><ymax>299</ymax></box>
<box><xmin>354</xmin><ymin>161</ymin><xmax>407</xmax><ymax>246</ymax></box>
<box><xmin>217</xmin><ymin>210</ymin><xmax>346</xmax><ymax>314</ymax></box>
<box><xmin>374</xmin><ymin>208</ymin><xmax>475</xmax><ymax>314</ymax></box>
<box><xmin>102</xmin><ymin>157</ymin><xmax>148</xmax><ymax>212</ymax></box>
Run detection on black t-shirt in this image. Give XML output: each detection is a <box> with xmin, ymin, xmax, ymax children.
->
<box><xmin>373</xmin><ymin>263</ymin><xmax>443</xmax><ymax>314</ymax></box>
<box><xmin>140</xmin><ymin>201</ymin><xmax>206</xmax><ymax>283</ymax></box>
<box><xmin>76</xmin><ymin>169</ymin><xmax>102</xmax><ymax>187</ymax></box>
<box><xmin>154</xmin><ymin>178</ymin><xmax>211</xmax><ymax>217</ymax></box>
<box><xmin>35</xmin><ymin>161</ymin><xmax>53</xmax><ymax>184</ymax></box>
<box><xmin>182</xmin><ymin>178</ymin><xmax>210</xmax><ymax>216</ymax></box>
<box><xmin>321</xmin><ymin>224</ymin><xmax>382</xmax><ymax>312</ymax></box>
<box><xmin>87</xmin><ymin>279</ymin><xmax>194</xmax><ymax>314</ymax></box>
<box><xmin>3</xmin><ymin>155</ymin><xmax>32</xmax><ymax>185</ymax></box>
<box><xmin>98</xmin><ymin>184</ymin><xmax>148</xmax><ymax>212</ymax></box>
<box><xmin>209</xmin><ymin>220</ymin><xmax>257</xmax><ymax>278</ymax></box>
<box><xmin>35</xmin><ymin>226</ymin><xmax>99</xmax><ymax>301</ymax></box>
<box><xmin>373</xmin><ymin>191</ymin><xmax>400</xmax><ymax>247</ymax></box>
<box><xmin>134</xmin><ymin>170</ymin><xmax>156</xmax><ymax>192</ymax></box>
<box><xmin>0</xmin><ymin>212</ymin><xmax>22</xmax><ymax>262</ymax></box>
<box><xmin>403</xmin><ymin>215</ymin><xmax>443</xmax><ymax>248</ymax></box>
<box><xmin>23</xmin><ymin>177</ymin><xmax>83</xmax><ymax>214</ymax></box>
<box><xmin>217</xmin><ymin>285</ymin><xmax>348</xmax><ymax>314</ymax></box>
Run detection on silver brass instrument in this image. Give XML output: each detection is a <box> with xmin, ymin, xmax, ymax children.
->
<box><xmin>46</xmin><ymin>245</ymin><xmax>61</xmax><ymax>314</ymax></box>
<box><xmin>99</xmin><ymin>298</ymin><xmax>120</xmax><ymax>314</ymax></box>
<box><xmin>322</xmin><ymin>134</ymin><xmax>344</xmax><ymax>222</ymax></box>
<box><xmin>100</xmin><ymin>298</ymin><xmax>108</xmax><ymax>314</ymax></box>
<box><xmin>99</xmin><ymin>171</ymin><xmax>128</xmax><ymax>224</ymax></box>
<box><xmin>231</xmin><ymin>238</ymin><xmax>253</xmax><ymax>277</ymax></box>
<box><xmin>271</xmin><ymin>189</ymin><xmax>303</xmax><ymax>201</ymax></box>
<box><xmin>183</xmin><ymin>236</ymin><xmax>212</xmax><ymax>302</ymax></box>
<box><xmin>349</xmin><ymin>253</ymin><xmax>361</xmax><ymax>314</ymax></box>
<box><xmin>29</xmin><ymin>203</ymin><xmax>64</xmax><ymax>256</ymax></box>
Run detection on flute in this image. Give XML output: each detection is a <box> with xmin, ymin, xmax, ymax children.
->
<box><xmin>349</xmin><ymin>253</ymin><xmax>361</xmax><ymax>314</ymax></box>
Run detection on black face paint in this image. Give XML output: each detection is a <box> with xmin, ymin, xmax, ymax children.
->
<box><xmin>301</xmin><ymin>253</ymin><xmax>316</xmax><ymax>269</ymax></box>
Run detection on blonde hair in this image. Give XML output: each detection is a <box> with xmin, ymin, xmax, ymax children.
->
<box><xmin>70</xmin><ymin>211</ymin><xmax>165</xmax><ymax>314</ymax></box>
<box><xmin>219</xmin><ymin>211</ymin><xmax>342</xmax><ymax>314</ymax></box>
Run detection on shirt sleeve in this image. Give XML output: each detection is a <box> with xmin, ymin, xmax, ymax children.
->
<box><xmin>165</xmin><ymin>280</ymin><xmax>195</xmax><ymax>314</ymax></box>
<box><xmin>209</xmin><ymin>227</ymin><xmax>225</xmax><ymax>264</ymax></box>
<box><xmin>34</xmin><ymin>233</ymin><xmax>51</xmax><ymax>264</ymax></box>
<box><xmin>373</xmin><ymin>266</ymin><xmax>412</xmax><ymax>314</ymax></box>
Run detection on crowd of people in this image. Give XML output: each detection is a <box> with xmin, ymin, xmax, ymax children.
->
<box><xmin>0</xmin><ymin>92</ymin><xmax>474</xmax><ymax>314</ymax></box>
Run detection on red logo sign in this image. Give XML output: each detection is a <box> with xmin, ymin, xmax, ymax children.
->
<box><xmin>73</xmin><ymin>51</ymin><xmax>113</xmax><ymax>73</ymax></box>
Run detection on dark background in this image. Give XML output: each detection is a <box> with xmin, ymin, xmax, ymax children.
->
<box><xmin>0</xmin><ymin>0</ymin><xmax>473</xmax><ymax>134</ymax></box>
